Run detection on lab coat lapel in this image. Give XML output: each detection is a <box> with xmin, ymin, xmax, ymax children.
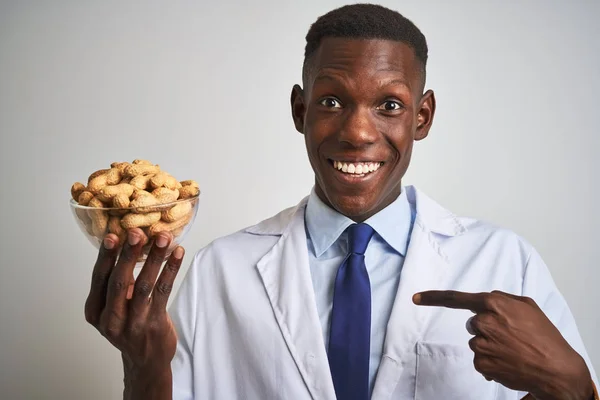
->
<box><xmin>372</xmin><ymin>187</ymin><xmax>460</xmax><ymax>399</ymax></box>
<box><xmin>255</xmin><ymin>200</ymin><xmax>337</xmax><ymax>400</ymax></box>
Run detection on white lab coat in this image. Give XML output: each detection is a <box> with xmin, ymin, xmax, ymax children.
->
<box><xmin>169</xmin><ymin>186</ymin><xmax>598</xmax><ymax>399</ymax></box>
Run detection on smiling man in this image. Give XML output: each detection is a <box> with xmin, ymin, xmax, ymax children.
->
<box><xmin>84</xmin><ymin>4</ymin><xmax>598</xmax><ymax>400</ymax></box>
<box><xmin>292</xmin><ymin>35</ymin><xmax>433</xmax><ymax>223</ymax></box>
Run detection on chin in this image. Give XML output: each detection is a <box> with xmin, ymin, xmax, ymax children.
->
<box><xmin>327</xmin><ymin>190</ymin><xmax>379</xmax><ymax>219</ymax></box>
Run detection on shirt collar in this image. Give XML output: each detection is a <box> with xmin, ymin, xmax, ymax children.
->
<box><xmin>305</xmin><ymin>187</ymin><xmax>413</xmax><ymax>257</ymax></box>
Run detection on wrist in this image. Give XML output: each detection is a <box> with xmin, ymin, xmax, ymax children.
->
<box><xmin>123</xmin><ymin>355</ymin><xmax>172</xmax><ymax>400</ymax></box>
<box><xmin>532</xmin><ymin>354</ymin><xmax>593</xmax><ymax>400</ymax></box>
<box><xmin>127</xmin><ymin>367</ymin><xmax>172</xmax><ymax>400</ymax></box>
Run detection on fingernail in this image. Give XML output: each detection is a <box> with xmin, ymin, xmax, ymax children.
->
<box><xmin>173</xmin><ymin>247</ymin><xmax>184</xmax><ymax>259</ymax></box>
<box><xmin>156</xmin><ymin>234</ymin><xmax>168</xmax><ymax>248</ymax></box>
<box><xmin>128</xmin><ymin>231</ymin><xmax>140</xmax><ymax>246</ymax></box>
<box><xmin>103</xmin><ymin>237</ymin><xmax>114</xmax><ymax>250</ymax></box>
<box><xmin>413</xmin><ymin>293</ymin><xmax>422</xmax><ymax>304</ymax></box>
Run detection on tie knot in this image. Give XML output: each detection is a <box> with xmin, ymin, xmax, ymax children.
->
<box><xmin>347</xmin><ymin>223</ymin><xmax>374</xmax><ymax>255</ymax></box>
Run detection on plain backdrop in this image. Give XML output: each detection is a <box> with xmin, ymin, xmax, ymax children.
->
<box><xmin>0</xmin><ymin>1</ymin><xmax>598</xmax><ymax>398</ymax></box>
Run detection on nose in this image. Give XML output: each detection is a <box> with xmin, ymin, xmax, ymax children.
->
<box><xmin>337</xmin><ymin>105</ymin><xmax>378</xmax><ymax>147</ymax></box>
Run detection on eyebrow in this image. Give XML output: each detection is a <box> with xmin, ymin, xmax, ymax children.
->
<box><xmin>382</xmin><ymin>79</ymin><xmax>411</xmax><ymax>90</ymax></box>
<box><xmin>313</xmin><ymin>74</ymin><xmax>411</xmax><ymax>91</ymax></box>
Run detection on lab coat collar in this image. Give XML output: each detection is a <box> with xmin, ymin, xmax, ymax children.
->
<box><xmin>404</xmin><ymin>186</ymin><xmax>467</xmax><ymax>237</ymax></box>
<box><xmin>255</xmin><ymin>196</ymin><xmax>337</xmax><ymax>400</ymax></box>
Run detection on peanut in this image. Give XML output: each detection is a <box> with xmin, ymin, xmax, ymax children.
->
<box><xmin>163</xmin><ymin>174</ymin><xmax>181</xmax><ymax>190</ymax></box>
<box><xmin>75</xmin><ymin>208</ymin><xmax>94</xmax><ymax>236</ymax></box>
<box><xmin>132</xmin><ymin>189</ymin><xmax>153</xmax><ymax>200</ymax></box>
<box><xmin>78</xmin><ymin>191</ymin><xmax>95</xmax><ymax>206</ymax></box>
<box><xmin>106</xmin><ymin>168</ymin><xmax>122</xmax><ymax>185</ymax></box>
<box><xmin>88</xmin><ymin>197</ymin><xmax>109</xmax><ymax>237</ymax></box>
<box><xmin>149</xmin><ymin>211</ymin><xmax>193</xmax><ymax>237</ymax></box>
<box><xmin>178</xmin><ymin>185</ymin><xmax>199</xmax><ymax>199</ymax></box>
<box><xmin>121</xmin><ymin>212</ymin><xmax>161</xmax><ymax>229</ymax></box>
<box><xmin>71</xmin><ymin>182</ymin><xmax>86</xmax><ymax>201</ymax></box>
<box><xmin>153</xmin><ymin>188</ymin><xmax>179</xmax><ymax>204</ymax></box>
<box><xmin>113</xmin><ymin>193</ymin><xmax>130</xmax><ymax>208</ymax></box>
<box><xmin>95</xmin><ymin>192</ymin><xmax>112</xmax><ymax>203</ymax></box>
<box><xmin>108</xmin><ymin>216</ymin><xmax>127</xmax><ymax>244</ymax></box>
<box><xmin>88</xmin><ymin>197</ymin><xmax>107</xmax><ymax>208</ymax></box>
<box><xmin>88</xmin><ymin>168</ymin><xmax>110</xmax><ymax>183</ymax></box>
<box><xmin>100</xmin><ymin>183</ymin><xmax>134</xmax><ymax>200</ymax></box>
<box><xmin>180</xmin><ymin>180</ymin><xmax>199</xmax><ymax>188</ymax></box>
<box><xmin>124</xmin><ymin>164</ymin><xmax>160</xmax><ymax>178</ymax></box>
<box><xmin>88</xmin><ymin>173</ymin><xmax>109</xmax><ymax>194</ymax></box>
<box><xmin>161</xmin><ymin>201</ymin><xmax>192</xmax><ymax>222</ymax></box>
<box><xmin>110</xmin><ymin>162</ymin><xmax>130</xmax><ymax>174</ymax></box>
<box><xmin>132</xmin><ymin>159</ymin><xmax>153</xmax><ymax>165</ymax></box>
<box><xmin>130</xmin><ymin>174</ymin><xmax>154</xmax><ymax>190</ymax></box>
<box><xmin>130</xmin><ymin>195</ymin><xmax>160</xmax><ymax>213</ymax></box>
<box><xmin>150</xmin><ymin>172</ymin><xmax>180</xmax><ymax>190</ymax></box>
<box><xmin>149</xmin><ymin>172</ymin><xmax>167</xmax><ymax>189</ymax></box>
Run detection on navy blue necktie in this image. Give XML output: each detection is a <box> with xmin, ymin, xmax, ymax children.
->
<box><xmin>328</xmin><ymin>223</ymin><xmax>375</xmax><ymax>400</ymax></box>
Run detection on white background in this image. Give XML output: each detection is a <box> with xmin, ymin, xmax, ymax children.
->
<box><xmin>0</xmin><ymin>1</ymin><xmax>598</xmax><ymax>398</ymax></box>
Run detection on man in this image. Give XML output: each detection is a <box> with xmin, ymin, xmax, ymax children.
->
<box><xmin>84</xmin><ymin>4</ymin><xmax>598</xmax><ymax>400</ymax></box>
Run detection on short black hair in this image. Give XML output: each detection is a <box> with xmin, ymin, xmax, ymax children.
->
<box><xmin>302</xmin><ymin>3</ymin><xmax>428</xmax><ymax>90</ymax></box>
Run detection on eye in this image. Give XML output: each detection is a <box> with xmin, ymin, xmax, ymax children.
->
<box><xmin>377</xmin><ymin>100</ymin><xmax>403</xmax><ymax>112</ymax></box>
<box><xmin>319</xmin><ymin>97</ymin><xmax>342</xmax><ymax>108</ymax></box>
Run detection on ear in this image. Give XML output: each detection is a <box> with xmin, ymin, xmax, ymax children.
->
<box><xmin>290</xmin><ymin>84</ymin><xmax>306</xmax><ymax>134</ymax></box>
<box><xmin>415</xmin><ymin>89</ymin><xmax>436</xmax><ymax>141</ymax></box>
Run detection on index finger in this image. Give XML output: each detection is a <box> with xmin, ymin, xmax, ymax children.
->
<box><xmin>413</xmin><ymin>290</ymin><xmax>489</xmax><ymax>313</ymax></box>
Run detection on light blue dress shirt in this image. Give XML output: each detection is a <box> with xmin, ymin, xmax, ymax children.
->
<box><xmin>304</xmin><ymin>187</ymin><xmax>415</xmax><ymax>396</ymax></box>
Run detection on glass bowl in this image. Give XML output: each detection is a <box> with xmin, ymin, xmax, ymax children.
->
<box><xmin>70</xmin><ymin>194</ymin><xmax>199</xmax><ymax>267</ymax></box>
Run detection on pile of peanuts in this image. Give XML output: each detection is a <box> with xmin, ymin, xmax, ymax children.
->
<box><xmin>71</xmin><ymin>159</ymin><xmax>199</xmax><ymax>245</ymax></box>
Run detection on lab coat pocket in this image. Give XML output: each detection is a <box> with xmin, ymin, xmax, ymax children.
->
<box><xmin>415</xmin><ymin>341</ymin><xmax>498</xmax><ymax>400</ymax></box>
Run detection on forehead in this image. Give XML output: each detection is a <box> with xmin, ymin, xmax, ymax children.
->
<box><xmin>308</xmin><ymin>37</ymin><xmax>420</xmax><ymax>89</ymax></box>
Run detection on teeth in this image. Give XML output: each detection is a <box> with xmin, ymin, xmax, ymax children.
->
<box><xmin>332</xmin><ymin>160</ymin><xmax>382</xmax><ymax>175</ymax></box>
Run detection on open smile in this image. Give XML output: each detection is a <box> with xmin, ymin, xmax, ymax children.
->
<box><xmin>327</xmin><ymin>158</ymin><xmax>385</xmax><ymax>183</ymax></box>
